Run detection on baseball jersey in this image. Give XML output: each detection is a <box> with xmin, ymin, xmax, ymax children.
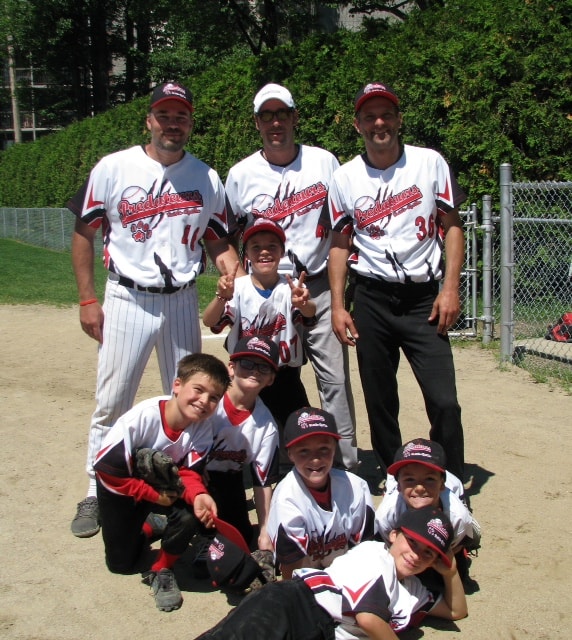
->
<box><xmin>210</xmin><ymin>274</ymin><xmax>309</xmax><ymax>368</ymax></box>
<box><xmin>225</xmin><ymin>145</ymin><xmax>339</xmax><ymax>276</ymax></box>
<box><xmin>267</xmin><ymin>468</ymin><xmax>375</xmax><ymax>569</ymax></box>
<box><xmin>93</xmin><ymin>395</ymin><xmax>215</xmax><ymax>503</ymax></box>
<box><xmin>329</xmin><ymin>145</ymin><xmax>467</xmax><ymax>283</ymax></box>
<box><xmin>68</xmin><ymin>145</ymin><xmax>232</xmax><ymax>288</ymax></box>
<box><xmin>206</xmin><ymin>394</ymin><xmax>279</xmax><ymax>487</ymax></box>
<box><xmin>374</xmin><ymin>488</ymin><xmax>474</xmax><ymax>548</ymax></box>
<box><xmin>295</xmin><ymin>540</ymin><xmax>438</xmax><ymax>638</ymax></box>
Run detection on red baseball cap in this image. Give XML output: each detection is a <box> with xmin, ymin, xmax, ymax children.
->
<box><xmin>242</xmin><ymin>218</ymin><xmax>286</xmax><ymax>246</ymax></box>
<box><xmin>354</xmin><ymin>82</ymin><xmax>399</xmax><ymax>113</ymax></box>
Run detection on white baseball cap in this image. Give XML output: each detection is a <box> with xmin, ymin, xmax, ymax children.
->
<box><xmin>253</xmin><ymin>83</ymin><xmax>295</xmax><ymax>113</ymax></box>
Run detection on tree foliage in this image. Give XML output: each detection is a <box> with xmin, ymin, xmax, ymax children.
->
<box><xmin>0</xmin><ymin>0</ymin><xmax>570</xmax><ymax>207</ymax></box>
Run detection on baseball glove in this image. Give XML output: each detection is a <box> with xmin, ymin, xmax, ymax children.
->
<box><xmin>133</xmin><ymin>448</ymin><xmax>185</xmax><ymax>495</ymax></box>
<box><xmin>248</xmin><ymin>549</ymin><xmax>276</xmax><ymax>591</ymax></box>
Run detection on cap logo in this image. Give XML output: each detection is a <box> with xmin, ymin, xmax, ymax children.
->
<box><xmin>161</xmin><ymin>83</ymin><xmax>189</xmax><ymax>101</ymax></box>
<box><xmin>364</xmin><ymin>82</ymin><xmax>390</xmax><ymax>95</ymax></box>
<box><xmin>427</xmin><ymin>517</ymin><xmax>450</xmax><ymax>546</ymax></box>
<box><xmin>246</xmin><ymin>336</ymin><xmax>272</xmax><ymax>357</ymax></box>
<box><xmin>298</xmin><ymin>412</ymin><xmax>328</xmax><ymax>430</ymax></box>
<box><xmin>208</xmin><ymin>538</ymin><xmax>225</xmax><ymax>561</ymax></box>
<box><xmin>402</xmin><ymin>442</ymin><xmax>433</xmax><ymax>459</ymax></box>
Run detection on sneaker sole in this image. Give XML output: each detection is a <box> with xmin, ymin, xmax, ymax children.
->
<box><xmin>71</xmin><ymin>523</ymin><xmax>101</xmax><ymax>538</ymax></box>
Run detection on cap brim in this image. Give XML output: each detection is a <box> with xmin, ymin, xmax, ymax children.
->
<box><xmin>213</xmin><ymin>515</ymin><xmax>250</xmax><ymax>554</ymax></box>
<box><xmin>401</xmin><ymin>526</ymin><xmax>452</xmax><ymax>568</ymax></box>
<box><xmin>387</xmin><ymin>460</ymin><xmax>445</xmax><ymax>476</ymax></box>
<box><xmin>355</xmin><ymin>91</ymin><xmax>398</xmax><ymax>112</ymax></box>
<box><xmin>286</xmin><ymin>431</ymin><xmax>341</xmax><ymax>449</ymax></box>
<box><xmin>150</xmin><ymin>97</ymin><xmax>194</xmax><ymax>112</ymax></box>
<box><xmin>230</xmin><ymin>351</ymin><xmax>278</xmax><ymax>372</ymax></box>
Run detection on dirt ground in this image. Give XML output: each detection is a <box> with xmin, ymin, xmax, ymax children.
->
<box><xmin>1</xmin><ymin>304</ymin><xmax>571</xmax><ymax>640</ymax></box>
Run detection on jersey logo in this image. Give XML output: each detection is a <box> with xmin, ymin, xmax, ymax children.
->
<box><xmin>118</xmin><ymin>185</ymin><xmax>204</xmax><ymax>230</ymax></box>
<box><xmin>307</xmin><ymin>531</ymin><xmax>348</xmax><ymax>561</ymax></box>
<box><xmin>354</xmin><ymin>185</ymin><xmax>423</xmax><ymax>231</ymax></box>
<box><xmin>251</xmin><ymin>182</ymin><xmax>327</xmax><ymax>223</ymax></box>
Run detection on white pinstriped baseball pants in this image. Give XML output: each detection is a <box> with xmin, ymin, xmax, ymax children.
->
<box><xmin>85</xmin><ymin>278</ymin><xmax>201</xmax><ymax>495</ymax></box>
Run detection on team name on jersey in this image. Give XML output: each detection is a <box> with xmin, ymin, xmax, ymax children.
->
<box><xmin>209</xmin><ymin>448</ymin><xmax>247</xmax><ymax>464</ymax></box>
<box><xmin>307</xmin><ymin>531</ymin><xmax>348</xmax><ymax>561</ymax></box>
<box><xmin>118</xmin><ymin>189</ymin><xmax>204</xmax><ymax>227</ymax></box>
<box><xmin>355</xmin><ymin>185</ymin><xmax>423</xmax><ymax>230</ymax></box>
<box><xmin>252</xmin><ymin>182</ymin><xmax>327</xmax><ymax>221</ymax></box>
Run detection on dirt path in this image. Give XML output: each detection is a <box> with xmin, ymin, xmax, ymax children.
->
<box><xmin>1</xmin><ymin>305</ymin><xmax>570</xmax><ymax>639</ymax></box>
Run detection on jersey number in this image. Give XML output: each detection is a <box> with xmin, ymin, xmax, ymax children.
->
<box><xmin>415</xmin><ymin>215</ymin><xmax>435</xmax><ymax>241</ymax></box>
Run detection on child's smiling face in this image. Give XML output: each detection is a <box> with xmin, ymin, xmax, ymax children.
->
<box><xmin>397</xmin><ymin>463</ymin><xmax>445</xmax><ymax>510</ymax></box>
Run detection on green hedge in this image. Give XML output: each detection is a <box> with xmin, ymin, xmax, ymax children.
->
<box><xmin>1</xmin><ymin>0</ymin><xmax>570</xmax><ymax>208</ymax></box>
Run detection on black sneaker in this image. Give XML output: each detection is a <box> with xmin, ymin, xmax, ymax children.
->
<box><xmin>71</xmin><ymin>497</ymin><xmax>100</xmax><ymax>538</ymax></box>
<box><xmin>142</xmin><ymin>568</ymin><xmax>183</xmax><ymax>611</ymax></box>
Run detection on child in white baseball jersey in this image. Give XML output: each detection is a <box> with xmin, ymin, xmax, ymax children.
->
<box><xmin>267</xmin><ymin>407</ymin><xmax>375</xmax><ymax>579</ymax></box>
<box><xmin>194</xmin><ymin>506</ymin><xmax>468</xmax><ymax>639</ymax></box>
<box><xmin>375</xmin><ymin>438</ymin><xmax>481</xmax><ymax>589</ymax></box>
<box><xmin>205</xmin><ymin>335</ymin><xmax>280</xmax><ymax>552</ymax></box>
<box><xmin>93</xmin><ymin>353</ymin><xmax>230</xmax><ymax>612</ymax></box>
<box><xmin>203</xmin><ymin>217</ymin><xmax>316</xmax><ymax>443</ymax></box>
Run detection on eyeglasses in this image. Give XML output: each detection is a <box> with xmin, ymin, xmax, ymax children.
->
<box><xmin>236</xmin><ymin>358</ymin><xmax>274</xmax><ymax>375</ymax></box>
<box><xmin>256</xmin><ymin>108</ymin><xmax>293</xmax><ymax>123</ymax></box>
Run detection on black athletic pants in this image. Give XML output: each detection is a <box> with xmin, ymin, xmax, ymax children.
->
<box><xmin>96</xmin><ymin>481</ymin><xmax>201</xmax><ymax>574</ymax></box>
<box><xmin>194</xmin><ymin>579</ymin><xmax>335</xmax><ymax>640</ymax></box>
<box><xmin>353</xmin><ymin>275</ymin><xmax>465</xmax><ymax>480</ymax></box>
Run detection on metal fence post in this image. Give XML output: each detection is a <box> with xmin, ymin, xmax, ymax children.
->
<box><xmin>500</xmin><ymin>163</ymin><xmax>514</xmax><ymax>361</ymax></box>
<box><xmin>481</xmin><ymin>195</ymin><xmax>493</xmax><ymax>344</ymax></box>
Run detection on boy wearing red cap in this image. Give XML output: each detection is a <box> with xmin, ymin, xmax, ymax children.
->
<box><xmin>203</xmin><ymin>218</ymin><xmax>316</xmax><ymax>453</ymax></box>
<box><xmin>267</xmin><ymin>407</ymin><xmax>374</xmax><ymax>579</ymax></box>
<box><xmin>194</xmin><ymin>506</ymin><xmax>468</xmax><ymax>639</ymax></box>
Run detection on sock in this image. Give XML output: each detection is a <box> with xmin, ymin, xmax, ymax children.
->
<box><xmin>151</xmin><ymin>549</ymin><xmax>180</xmax><ymax>572</ymax></box>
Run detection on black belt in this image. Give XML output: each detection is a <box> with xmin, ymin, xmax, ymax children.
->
<box><xmin>115</xmin><ymin>275</ymin><xmax>195</xmax><ymax>294</ymax></box>
<box><xmin>302</xmin><ymin>271</ymin><xmax>326</xmax><ymax>282</ymax></box>
<box><xmin>355</xmin><ymin>273</ymin><xmax>437</xmax><ymax>296</ymax></box>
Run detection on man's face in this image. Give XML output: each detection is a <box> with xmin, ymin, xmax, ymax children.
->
<box><xmin>287</xmin><ymin>435</ymin><xmax>337</xmax><ymax>490</ymax></box>
<box><xmin>146</xmin><ymin>100</ymin><xmax>193</xmax><ymax>154</ymax></box>
<box><xmin>255</xmin><ymin>99</ymin><xmax>298</xmax><ymax>152</ymax></box>
<box><xmin>397</xmin><ymin>463</ymin><xmax>445</xmax><ymax>510</ymax></box>
<box><xmin>353</xmin><ymin>96</ymin><xmax>402</xmax><ymax>154</ymax></box>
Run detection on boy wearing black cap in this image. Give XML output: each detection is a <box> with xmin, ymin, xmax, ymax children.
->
<box><xmin>376</xmin><ymin>438</ymin><xmax>481</xmax><ymax>589</ymax></box>
<box><xmin>204</xmin><ymin>335</ymin><xmax>281</xmax><ymax>553</ymax></box>
<box><xmin>203</xmin><ymin>217</ymin><xmax>316</xmax><ymax>441</ymax></box>
<box><xmin>194</xmin><ymin>506</ymin><xmax>468</xmax><ymax>639</ymax></box>
<box><xmin>266</xmin><ymin>407</ymin><xmax>374</xmax><ymax>580</ymax></box>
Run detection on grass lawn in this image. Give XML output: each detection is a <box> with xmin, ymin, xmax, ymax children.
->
<box><xmin>0</xmin><ymin>238</ymin><xmax>218</xmax><ymax>311</ymax></box>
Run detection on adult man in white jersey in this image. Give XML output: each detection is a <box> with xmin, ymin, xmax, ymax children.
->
<box><xmin>225</xmin><ymin>83</ymin><xmax>357</xmax><ymax>471</ymax></box>
<box><xmin>68</xmin><ymin>81</ymin><xmax>243</xmax><ymax>537</ymax></box>
<box><xmin>328</xmin><ymin>82</ymin><xmax>467</xmax><ymax>485</ymax></box>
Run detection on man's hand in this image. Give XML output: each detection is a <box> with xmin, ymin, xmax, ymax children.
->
<box><xmin>79</xmin><ymin>302</ymin><xmax>104</xmax><ymax>343</ymax></box>
<box><xmin>428</xmin><ymin>287</ymin><xmax>460</xmax><ymax>335</ymax></box>
<box><xmin>331</xmin><ymin>306</ymin><xmax>359</xmax><ymax>346</ymax></box>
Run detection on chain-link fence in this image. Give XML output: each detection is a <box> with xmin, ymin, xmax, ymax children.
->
<box><xmin>496</xmin><ymin>164</ymin><xmax>572</xmax><ymax>387</ymax></box>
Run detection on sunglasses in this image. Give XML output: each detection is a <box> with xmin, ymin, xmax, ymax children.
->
<box><xmin>256</xmin><ymin>108</ymin><xmax>294</xmax><ymax>123</ymax></box>
<box><xmin>236</xmin><ymin>358</ymin><xmax>274</xmax><ymax>375</ymax></box>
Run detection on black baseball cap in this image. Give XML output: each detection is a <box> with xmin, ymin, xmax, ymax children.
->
<box><xmin>354</xmin><ymin>82</ymin><xmax>399</xmax><ymax>113</ymax></box>
<box><xmin>230</xmin><ymin>335</ymin><xmax>279</xmax><ymax>372</ymax></box>
<box><xmin>150</xmin><ymin>82</ymin><xmax>194</xmax><ymax>112</ymax></box>
<box><xmin>242</xmin><ymin>217</ymin><xmax>286</xmax><ymax>246</ymax></box>
<box><xmin>387</xmin><ymin>438</ymin><xmax>447</xmax><ymax>476</ymax></box>
<box><xmin>284</xmin><ymin>407</ymin><xmax>341</xmax><ymax>448</ymax></box>
<box><xmin>397</xmin><ymin>506</ymin><xmax>453</xmax><ymax>567</ymax></box>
